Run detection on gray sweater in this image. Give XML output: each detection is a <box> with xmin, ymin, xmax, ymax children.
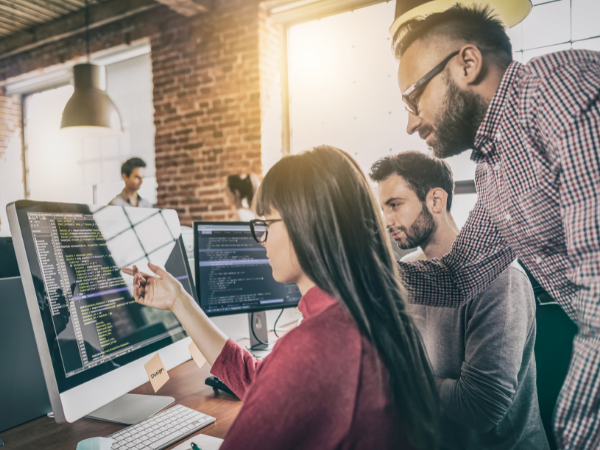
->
<box><xmin>405</xmin><ymin>257</ymin><xmax>549</xmax><ymax>449</ymax></box>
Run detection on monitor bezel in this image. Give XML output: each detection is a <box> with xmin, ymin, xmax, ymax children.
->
<box><xmin>193</xmin><ymin>220</ymin><xmax>301</xmax><ymax>317</ymax></box>
<box><xmin>8</xmin><ymin>200</ymin><xmax>197</xmax><ymax>423</ymax></box>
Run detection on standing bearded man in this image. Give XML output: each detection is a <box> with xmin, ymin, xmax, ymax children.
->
<box><xmin>391</xmin><ymin>3</ymin><xmax>600</xmax><ymax>448</ymax></box>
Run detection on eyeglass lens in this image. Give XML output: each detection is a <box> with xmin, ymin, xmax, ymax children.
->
<box><xmin>253</xmin><ymin>223</ymin><xmax>268</xmax><ymax>242</ymax></box>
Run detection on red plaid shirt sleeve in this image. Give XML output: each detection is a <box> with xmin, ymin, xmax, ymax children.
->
<box><xmin>398</xmin><ymin>176</ymin><xmax>516</xmax><ymax>307</ymax></box>
<box><xmin>523</xmin><ymin>56</ymin><xmax>600</xmax><ymax>448</ymax></box>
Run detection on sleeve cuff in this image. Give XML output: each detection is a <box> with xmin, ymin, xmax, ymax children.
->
<box><xmin>210</xmin><ymin>338</ymin><xmax>238</xmax><ymax>379</ymax></box>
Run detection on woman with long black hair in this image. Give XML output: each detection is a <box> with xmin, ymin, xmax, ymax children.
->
<box><xmin>124</xmin><ymin>145</ymin><xmax>439</xmax><ymax>449</ymax></box>
<box><xmin>224</xmin><ymin>173</ymin><xmax>258</xmax><ymax>221</ymax></box>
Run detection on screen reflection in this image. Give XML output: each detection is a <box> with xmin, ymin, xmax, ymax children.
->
<box><xmin>28</xmin><ymin>205</ymin><xmax>188</xmax><ymax>378</ymax></box>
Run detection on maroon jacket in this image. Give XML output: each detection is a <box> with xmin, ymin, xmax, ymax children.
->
<box><xmin>211</xmin><ymin>286</ymin><xmax>413</xmax><ymax>449</ymax></box>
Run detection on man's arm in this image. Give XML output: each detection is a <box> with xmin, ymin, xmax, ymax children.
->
<box><xmin>399</xmin><ymin>179</ymin><xmax>515</xmax><ymax>307</ymax></box>
<box><xmin>438</xmin><ymin>265</ymin><xmax>535</xmax><ymax>432</ymax></box>
<box><xmin>529</xmin><ymin>52</ymin><xmax>600</xmax><ymax>449</ymax></box>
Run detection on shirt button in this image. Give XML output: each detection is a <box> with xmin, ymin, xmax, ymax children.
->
<box><xmin>505</xmin><ymin>213</ymin><xmax>511</xmax><ymax>221</ymax></box>
<box><xmin>496</xmin><ymin>132</ymin><xmax>502</xmax><ymax>141</ymax></box>
<box><xmin>535</xmin><ymin>256</ymin><xmax>542</xmax><ymax>264</ymax></box>
<box><xmin>494</xmin><ymin>163</ymin><xmax>500</xmax><ymax>171</ymax></box>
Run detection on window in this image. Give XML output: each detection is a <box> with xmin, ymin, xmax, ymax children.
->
<box><xmin>23</xmin><ymin>51</ymin><xmax>156</xmax><ymax>206</ymax></box>
<box><xmin>288</xmin><ymin>2</ymin><xmax>477</xmax><ymax>228</ymax></box>
<box><xmin>512</xmin><ymin>0</ymin><xmax>600</xmax><ymax>63</ymax></box>
<box><xmin>288</xmin><ymin>0</ymin><xmax>600</xmax><ymax>229</ymax></box>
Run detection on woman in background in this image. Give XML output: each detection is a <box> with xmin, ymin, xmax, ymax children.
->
<box><xmin>225</xmin><ymin>174</ymin><xmax>258</xmax><ymax>221</ymax></box>
<box><xmin>124</xmin><ymin>146</ymin><xmax>439</xmax><ymax>449</ymax></box>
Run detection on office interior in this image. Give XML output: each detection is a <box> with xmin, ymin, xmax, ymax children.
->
<box><xmin>0</xmin><ymin>0</ymin><xmax>599</xmax><ymax>449</ymax></box>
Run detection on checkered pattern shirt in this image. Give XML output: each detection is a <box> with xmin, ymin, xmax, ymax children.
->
<box><xmin>398</xmin><ymin>49</ymin><xmax>600</xmax><ymax>449</ymax></box>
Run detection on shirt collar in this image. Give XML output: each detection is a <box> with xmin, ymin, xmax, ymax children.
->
<box><xmin>297</xmin><ymin>286</ymin><xmax>338</xmax><ymax>320</ymax></box>
<box><xmin>472</xmin><ymin>60</ymin><xmax>523</xmax><ymax>161</ymax></box>
<box><xmin>119</xmin><ymin>189</ymin><xmax>142</xmax><ymax>204</ymax></box>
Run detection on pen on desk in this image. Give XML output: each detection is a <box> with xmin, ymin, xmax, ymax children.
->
<box><xmin>190</xmin><ymin>443</ymin><xmax>201</xmax><ymax>450</ymax></box>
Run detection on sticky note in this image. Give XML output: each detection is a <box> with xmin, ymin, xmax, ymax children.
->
<box><xmin>76</xmin><ymin>437</ymin><xmax>113</xmax><ymax>450</ymax></box>
<box><xmin>144</xmin><ymin>353</ymin><xmax>169</xmax><ymax>393</ymax></box>
<box><xmin>189</xmin><ymin>341</ymin><xmax>207</xmax><ymax>370</ymax></box>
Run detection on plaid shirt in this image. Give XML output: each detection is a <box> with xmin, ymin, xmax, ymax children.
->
<box><xmin>399</xmin><ymin>50</ymin><xmax>600</xmax><ymax>448</ymax></box>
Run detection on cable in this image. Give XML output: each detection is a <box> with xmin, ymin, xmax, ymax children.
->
<box><xmin>273</xmin><ymin>308</ymin><xmax>284</xmax><ymax>339</ymax></box>
<box><xmin>249</xmin><ymin>312</ymin><xmax>270</xmax><ymax>348</ymax></box>
<box><xmin>84</xmin><ymin>0</ymin><xmax>91</xmax><ymax>61</ymax></box>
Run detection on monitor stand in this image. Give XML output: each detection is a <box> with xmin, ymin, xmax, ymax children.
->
<box><xmin>247</xmin><ymin>311</ymin><xmax>274</xmax><ymax>358</ymax></box>
<box><xmin>85</xmin><ymin>393</ymin><xmax>174</xmax><ymax>425</ymax></box>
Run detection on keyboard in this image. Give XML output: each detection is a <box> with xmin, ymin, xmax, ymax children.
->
<box><xmin>107</xmin><ymin>404</ymin><xmax>216</xmax><ymax>450</ymax></box>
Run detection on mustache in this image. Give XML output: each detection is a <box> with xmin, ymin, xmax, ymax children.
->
<box><xmin>418</xmin><ymin>124</ymin><xmax>434</xmax><ymax>141</ymax></box>
<box><xmin>388</xmin><ymin>226</ymin><xmax>407</xmax><ymax>236</ymax></box>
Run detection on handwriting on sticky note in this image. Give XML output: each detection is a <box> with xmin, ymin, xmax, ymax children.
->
<box><xmin>144</xmin><ymin>353</ymin><xmax>169</xmax><ymax>393</ymax></box>
<box><xmin>189</xmin><ymin>341</ymin><xmax>207</xmax><ymax>370</ymax></box>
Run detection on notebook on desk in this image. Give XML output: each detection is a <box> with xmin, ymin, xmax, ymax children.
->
<box><xmin>172</xmin><ymin>434</ymin><xmax>223</xmax><ymax>450</ymax></box>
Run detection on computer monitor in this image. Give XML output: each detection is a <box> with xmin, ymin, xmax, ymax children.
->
<box><xmin>0</xmin><ymin>237</ymin><xmax>20</xmax><ymax>278</ymax></box>
<box><xmin>193</xmin><ymin>222</ymin><xmax>301</xmax><ymax>353</ymax></box>
<box><xmin>7</xmin><ymin>200</ymin><xmax>196</xmax><ymax>424</ymax></box>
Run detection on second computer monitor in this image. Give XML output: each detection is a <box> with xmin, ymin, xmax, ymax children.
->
<box><xmin>194</xmin><ymin>222</ymin><xmax>301</xmax><ymax>316</ymax></box>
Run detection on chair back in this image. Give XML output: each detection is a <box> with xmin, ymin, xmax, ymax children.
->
<box><xmin>528</xmin><ymin>270</ymin><xmax>577</xmax><ymax>450</ymax></box>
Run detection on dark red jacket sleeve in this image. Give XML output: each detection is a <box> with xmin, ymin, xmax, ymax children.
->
<box><xmin>210</xmin><ymin>339</ymin><xmax>264</xmax><ymax>400</ymax></box>
<box><xmin>214</xmin><ymin>321</ymin><xmax>361</xmax><ymax>450</ymax></box>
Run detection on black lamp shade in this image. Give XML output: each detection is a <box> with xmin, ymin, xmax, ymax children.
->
<box><xmin>60</xmin><ymin>63</ymin><xmax>122</xmax><ymax>136</ymax></box>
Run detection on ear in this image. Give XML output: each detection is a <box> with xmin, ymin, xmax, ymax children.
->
<box><xmin>429</xmin><ymin>188</ymin><xmax>448</xmax><ymax>214</ymax></box>
<box><xmin>121</xmin><ymin>173</ymin><xmax>128</xmax><ymax>182</ymax></box>
<box><xmin>453</xmin><ymin>44</ymin><xmax>485</xmax><ymax>88</ymax></box>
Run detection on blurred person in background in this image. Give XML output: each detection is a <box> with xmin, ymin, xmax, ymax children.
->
<box><xmin>109</xmin><ymin>157</ymin><xmax>152</xmax><ymax>208</ymax></box>
<box><xmin>225</xmin><ymin>174</ymin><xmax>259</xmax><ymax>221</ymax></box>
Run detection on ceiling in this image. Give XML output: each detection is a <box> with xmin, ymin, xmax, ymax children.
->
<box><xmin>0</xmin><ymin>0</ymin><xmax>213</xmax><ymax>60</ymax></box>
<box><xmin>0</xmin><ymin>0</ymin><xmax>375</xmax><ymax>59</ymax></box>
<box><xmin>0</xmin><ymin>0</ymin><xmax>110</xmax><ymax>39</ymax></box>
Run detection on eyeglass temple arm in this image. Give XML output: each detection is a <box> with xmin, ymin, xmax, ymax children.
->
<box><xmin>403</xmin><ymin>50</ymin><xmax>460</xmax><ymax>98</ymax></box>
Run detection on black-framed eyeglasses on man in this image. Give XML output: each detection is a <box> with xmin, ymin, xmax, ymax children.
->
<box><xmin>250</xmin><ymin>219</ymin><xmax>283</xmax><ymax>244</ymax></box>
<box><xmin>402</xmin><ymin>50</ymin><xmax>460</xmax><ymax>116</ymax></box>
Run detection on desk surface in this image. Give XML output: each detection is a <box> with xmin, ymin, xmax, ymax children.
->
<box><xmin>0</xmin><ymin>336</ymin><xmax>268</xmax><ymax>450</ymax></box>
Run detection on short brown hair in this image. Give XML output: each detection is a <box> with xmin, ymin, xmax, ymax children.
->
<box><xmin>369</xmin><ymin>151</ymin><xmax>455</xmax><ymax>211</ymax></box>
<box><xmin>393</xmin><ymin>4</ymin><xmax>512</xmax><ymax>68</ymax></box>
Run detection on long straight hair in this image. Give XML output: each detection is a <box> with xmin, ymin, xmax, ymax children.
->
<box><xmin>254</xmin><ymin>145</ymin><xmax>439</xmax><ymax>449</ymax></box>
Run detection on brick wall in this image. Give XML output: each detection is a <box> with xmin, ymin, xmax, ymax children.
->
<box><xmin>0</xmin><ymin>0</ymin><xmax>282</xmax><ymax>230</ymax></box>
<box><xmin>0</xmin><ymin>92</ymin><xmax>23</xmax><ymax>233</ymax></box>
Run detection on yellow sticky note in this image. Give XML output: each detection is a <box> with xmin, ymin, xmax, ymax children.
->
<box><xmin>189</xmin><ymin>341</ymin><xmax>207</xmax><ymax>370</ymax></box>
<box><xmin>144</xmin><ymin>353</ymin><xmax>169</xmax><ymax>393</ymax></box>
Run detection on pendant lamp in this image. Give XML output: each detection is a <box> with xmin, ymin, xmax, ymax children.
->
<box><xmin>60</xmin><ymin>0</ymin><xmax>122</xmax><ymax>137</ymax></box>
<box><xmin>390</xmin><ymin>0</ymin><xmax>533</xmax><ymax>38</ymax></box>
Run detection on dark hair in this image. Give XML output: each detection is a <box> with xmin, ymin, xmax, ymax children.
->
<box><xmin>121</xmin><ymin>157</ymin><xmax>147</xmax><ymax>177</ymax></box>
<box><xmin>393</xmin><ymin>4</ymin><xmax>512</xmax><ymax>68</ymax></box>
<box><xmin>369</xmin><ymin>151</ymin><xmax>454</xmax><ymax>211</ymax></box>
<box><xmin>255</xmin><ymin>145</ymin><xmax>439</xmax><ymax>449</ymax></box>
<box><xmin>227</xmin><ymin>174</ymin><xmax>255</xmax><ymax>205</ymax></box>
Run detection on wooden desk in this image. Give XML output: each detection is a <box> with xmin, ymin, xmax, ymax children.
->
<box><xmin>1</xmin><ymin>345</ymin><xmax>246</xmax><ymax>450</ymax></box>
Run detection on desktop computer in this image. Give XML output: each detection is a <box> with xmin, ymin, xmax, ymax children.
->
<box><xmin>0</xmin><ymin>275</ymin><xmax>52</xmax><ymax>433</ymax></box>
<box><xmin>7</xmin><ymin>200</ymin><xmax>199</xmax><ymax>426</ymax></box>
<box><xmin>193</xmin><ymin>222</ymin><xmax>302</xmax><ymax>356</ymax></box>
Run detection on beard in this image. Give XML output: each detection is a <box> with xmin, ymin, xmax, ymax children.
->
<box><xmin>429</xmin><ymin>75</ymin><xmax>489</xmax><ymax>159</ymax></box>
<box><xmin>390</xmin><ymin>203</ymin><xmax>436</xmax><ymax>250</ymax></box>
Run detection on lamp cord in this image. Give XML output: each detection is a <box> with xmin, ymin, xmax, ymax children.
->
<box><xmin>84</xmin><ymin>0</ymin><xmax>91</xmax><ymax>61</ymax></box>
